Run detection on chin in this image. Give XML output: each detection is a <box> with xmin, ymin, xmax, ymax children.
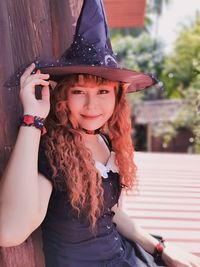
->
<box><xmin>80</xmin><ymin>123</ymin><xmax>104</xmax><ymax>131</ymax></box>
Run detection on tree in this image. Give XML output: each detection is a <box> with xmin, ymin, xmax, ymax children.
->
<box><xmin>112</xmin><ymin>32</ymin><xmax>165</xmax><ymax>101</ymax></box>
<box><xmin>146</xmin><ymin>0</ymin><xmax>171</xmax><ymax>34</ymax></box>
<box><xmin>162</xmin><ymin>12</ymin><xmax>200</xmax><ymax>98</ymax></box>
<box><xmin>149</xmin><ymin>0</ymin><xmax>171</xmax><ymax>16</ymax></box>
<box><xmin>154</xmin><ymin>12</ymin><xmax>200</xmax><ymax>152</ymax></box>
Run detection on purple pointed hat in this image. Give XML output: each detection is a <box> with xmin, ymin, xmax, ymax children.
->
<box><xmin>7</xmin><ymin>0</ymin><xmax>159</xmax><ymax>93</ymax></box>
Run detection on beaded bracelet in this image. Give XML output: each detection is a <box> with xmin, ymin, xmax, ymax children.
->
<box><xmin>153</xmin><ymin>238</ymin><xmax>165</xmax><ymax>262</ymax></box>
<box><xmin>21</xmin><ymin>114</ymin><xmax>47</xmax><ymax>135</ymax></box>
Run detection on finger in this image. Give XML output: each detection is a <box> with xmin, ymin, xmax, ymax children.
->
<box><xmin>41</xmin><ymin>85</ymin><xmax>50</xmax><ymax>102</ymax></box>
<box><xmin>28</xmin><ymin>73</ymin><xmax>50</xmax><ymax>80</ymax></box>
<box><xmin>22</xmin><ymin>78</ymin><xmax>49</xmax><ymax>90</ymax></box>
<box><xmin>33</xmin><ymin>79</ymin><xmax>50</xmax><ymax>87</ymax></box>
<box><xmin>36</xmin><ymin>69</ymin><xmax>41</xmax><ymax>74</ymax></box>
<box><xmin>20</xmin><ymin>63</ymin><xmax>36</xmax><ymax>81</ymax></box>
<box><xmin>21</xmin><ymin>73</ymin><xmax>50</xmax><ymax>88</ymax></box>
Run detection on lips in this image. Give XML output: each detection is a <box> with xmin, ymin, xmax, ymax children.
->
<box><xmin>81</xmin><ymin>114</ymin><xmax>102</xmax><ymax>119</ymax></box>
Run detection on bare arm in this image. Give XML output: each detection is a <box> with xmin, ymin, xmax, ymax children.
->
<box><xmin>0</xmin><ymin>127</ymin><xmax>52</xmax><ymax>247</ymax></box>
<box><xmin>0</xmin><ymin>63</ymin><xmax>52</xmax><ymax>247</ymax></box>
<box><xmin>112</xmin><ymin>204</ymin><xmax>158</xmax><ymax>254</ymax></box>
<box><xmin>112</xmin><ymin>204</ymin><xmax>200</xmax><ymax>267</ymax></box>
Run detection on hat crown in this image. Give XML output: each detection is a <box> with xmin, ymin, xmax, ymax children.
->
<box><xmin>61</xmin><ymin>0</ymin><xmax>118</xmax><ymax>68</ymax></box>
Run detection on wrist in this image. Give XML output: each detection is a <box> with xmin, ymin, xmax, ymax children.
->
<box><xmin>21</xmin><ymin>114</ymin><xmax>47</xmax><ymax>135</ymax></box>
<box><xmin>153</xmin><ymin>237</ymin><xmax>165</xmax><ymax>262</ymax></box>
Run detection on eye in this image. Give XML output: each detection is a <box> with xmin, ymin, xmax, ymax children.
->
<box><xmin>98</xmin><ymin>89</ymin><xmax>110</xmax><ymax>94</ymax></box>
<box><xmin>71</xmin><ymin>90</ymin><xmax>85</xmax><ymax>94</ymax></box>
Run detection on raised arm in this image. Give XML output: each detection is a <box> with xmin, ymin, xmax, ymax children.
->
<box><xmin>0</xmin><ymin>63</ymin><xmax>52</xmax><ymax>247</ymax></box>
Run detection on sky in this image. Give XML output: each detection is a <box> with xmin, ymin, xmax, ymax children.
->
<box><xmin>150</xmin><ymin>0</ymin><xmax>200</xmax><ymax>54</ymax></box>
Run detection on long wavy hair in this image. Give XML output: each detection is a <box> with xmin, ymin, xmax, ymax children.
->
<box><xmin>42</xmin><ymin>74</ymin><xmax>137</xmax><ymax>231</ymax></box>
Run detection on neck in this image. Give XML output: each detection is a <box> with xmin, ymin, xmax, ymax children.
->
<box><xmin>81</xmin><ymin>128</ymin><xmax>101</xmax><ymax>144</ymax></box>
<box><xmin>81</xmin><ymin>128</ymin><xmax>100</xmax><ymax>135</ymax></box>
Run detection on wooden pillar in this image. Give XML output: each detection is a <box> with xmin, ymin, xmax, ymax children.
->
<box><xmin>0</xmin><ymin>1</ymin><xmax>83</xmax><ymax>266</ymax></box>
<box><xmin>147</xmin><ymin>123</ymin><xmax>152</xmax><ymax>152</ymax></box>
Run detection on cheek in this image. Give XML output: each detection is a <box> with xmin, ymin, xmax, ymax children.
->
<box><xmin>104</xmin><ymin>96</ymin><xmax>116</xmax><ymax>116</ymax></box>
<box><xmin>67</xmin><ymin>97</ymin><xmax>82</xmax><ymax>114</ymax></box>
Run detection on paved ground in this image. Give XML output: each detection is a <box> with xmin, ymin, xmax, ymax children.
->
<box><xmin>122</xmin><ymin>152</ymin><xmax>200</xmax><ymax>257</ymax></box>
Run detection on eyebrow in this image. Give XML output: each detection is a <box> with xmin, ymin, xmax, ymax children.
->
<box><xmin>70</xmin><ymin>85</ymin><xmax>114</xmax><ymax>89</ymax></box>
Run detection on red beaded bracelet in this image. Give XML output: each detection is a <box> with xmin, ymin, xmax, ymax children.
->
<box><xmin>21</xmin><ymin>114</ymin><xmax>47</xmax><ymax>135</ymax></box>
<box><xmin>153</xmin><ymin>238</ymin><xmax>165</xmax><ymax>262</ymax></box>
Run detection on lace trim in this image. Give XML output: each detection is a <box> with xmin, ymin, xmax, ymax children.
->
<box><xmin>95</xmin><ymin>151</ymin><xmax>119</xmax><ymax>178</ymax></box>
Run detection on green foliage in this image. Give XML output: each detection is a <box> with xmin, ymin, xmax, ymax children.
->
<box><xmin>145</xmin><ymin>0</ymin><xmax>172</xmax><ymax>32</ymax></box>
<box><xmin>194</xmin><ymin>93</ymin><xmax>200</xmax><ymax>152</ymax></box>
<box><xmin>152</xmin><ymin>88</ymin><xmax>200</xmax><ymax>153</ymax></box>
<box><xmin>110</xmin><ymin>7</ymin><xmax>200</xmax><ymax>153</ymax></box>
<box><xmin>112</xmin><ymin>32</ymin><xmax>165</xmax><ymax>103</ymax></box>
<box><xmin>112</xmin><ymin>32</ymin><xmax>164</xmax><ymax>72</ymax></box>
<box><xmin>153</xmin><ymin>122</ymin><xmax>177</xmax><ymax>145</ymax></box>
<box><xmin>157</xmin><ymin>12</ymin><xmax>200</xmax><ymax>152</ymax></box>
<box><xmin>110</xmin><ymin>28</ymin><xmax>145</xmax><ymax>38</ymax></box>
<box><xmin>162</xmin><ymin>12</ymin><xmax>200</xmax><ymax>97</ymax></box>
<box><xmin>148</xmin><ymin>0</ymin><xmax>171</xmax><ymax>16</ymax></box>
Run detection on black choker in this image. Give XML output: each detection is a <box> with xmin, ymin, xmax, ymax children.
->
<box><xmin>81</xmin><ymin>128</ymin><xmax>101</xmax><ymax>135</ymax></box>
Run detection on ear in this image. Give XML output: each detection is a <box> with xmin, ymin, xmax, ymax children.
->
<box><xmin>49</xmin><ymin>80</ymin><xmax>57</xmax><ymax>90</ymax></box>
<box><xmin>123</xmin><ymin>82</ymin><xmax>131</xmax><ymax>92</ymax></box>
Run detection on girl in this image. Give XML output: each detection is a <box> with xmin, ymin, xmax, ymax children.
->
<box><xmin>1</xmin><ymin>0</ymin><xmax>200</xmax><ymax>266</ymax></box>
<box><xmin>1</xmin><ymin>64</ymin><xmax>200</xmax><ymax>267</ymax></box>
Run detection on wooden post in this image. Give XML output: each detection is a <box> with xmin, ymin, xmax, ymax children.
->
<box><xmin>0</xmin><ymin>1</ymin><xmax>83</xmax><ymax>266</ymax></box>
<box><xmin>147</xmin><ymin>123</ymin><xmax>152</xmax><ymax>152</ymax></box>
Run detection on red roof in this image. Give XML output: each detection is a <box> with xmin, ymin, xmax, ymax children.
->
<box><xmin>104</xmin><ymin>0</ymin><xmax>146</xmax><ymax>28</ymax></box>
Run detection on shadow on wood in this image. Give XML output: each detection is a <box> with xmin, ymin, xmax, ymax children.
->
<box><xmin>0</xmin><ymin>1</ymin><xmax>83</xmax><ymax>266</ymax></box>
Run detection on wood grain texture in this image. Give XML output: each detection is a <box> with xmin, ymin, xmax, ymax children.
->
<box><xmin>0</xmin><ymin>1</ymin><xmax>79</xmax><ymax>266</ymax></box>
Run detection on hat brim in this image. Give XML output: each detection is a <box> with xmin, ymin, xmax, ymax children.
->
<box><xmin>38</xmin><ymin>65</ymin><xmax>156</xmax><ymax>93</ymax></box>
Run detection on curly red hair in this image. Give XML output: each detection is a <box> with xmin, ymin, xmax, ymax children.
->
<box><xmin>42</xmin><ymin>74</ymin><xmax>137</xmax><ymax>231</ymax></box>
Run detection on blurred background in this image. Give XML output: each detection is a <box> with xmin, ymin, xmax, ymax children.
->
<box><xmin>0</xmin><ymin>0</ymin><xmax>200</xmax><ymax>266</ymax></box>
<box><xmin>107</xmin><ymin>0</ymin><xmax>200</xmax><ymax>257</ymax></box>
<box><xmin>109</xmin><ymin>0</ymin><xmax>200</xmax><ymax>154</ymax></box>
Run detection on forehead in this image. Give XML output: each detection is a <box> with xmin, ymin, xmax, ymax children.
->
<box><xmin>73</xmin><ymin>74</ymin><xmax>119</xmax><ymax>88</ymax></box>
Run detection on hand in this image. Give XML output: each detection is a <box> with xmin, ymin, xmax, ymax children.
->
<box><xmin>162</xmin><ymin>242</ymin><xmax>200</xmax><ymax>267</ymax></box>
<box><xmin>20</xmin><ymin>63</ymin><xmax>50</xmax><ymax>118</ymax></box>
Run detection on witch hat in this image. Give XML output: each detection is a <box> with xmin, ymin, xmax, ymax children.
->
<box><xmin>6</xmin><ymin>0</ymin><xmax>159</xmax><ymax>93</ymax></box>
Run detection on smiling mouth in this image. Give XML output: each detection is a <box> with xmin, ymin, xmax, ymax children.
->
<box><xmin>81</xmin><ymin>114</ymin><xmax>102</xmax><ymax>119</ymax></box>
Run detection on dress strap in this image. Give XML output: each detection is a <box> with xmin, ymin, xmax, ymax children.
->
<box><xmin>99</xmin><ymin>133</ymin><xmax>112</xmax><ymax>152</ymax></box>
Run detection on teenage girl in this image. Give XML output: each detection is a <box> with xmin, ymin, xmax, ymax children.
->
<box><xmin>0</xmin><ymin>63</ymin><xmax>200</xmax><ymax>267</ymax></box>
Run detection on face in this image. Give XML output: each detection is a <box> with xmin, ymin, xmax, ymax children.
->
<box><xmin>66</xmin><ymin>82</ymin><xmax>116</xmax><ymax>131</ymax></box>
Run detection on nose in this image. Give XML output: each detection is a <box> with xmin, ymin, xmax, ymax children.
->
<box><xmin>84</xmin><ymin>92</ymin><xmax>98</xmax><ymax>109</ymax></box>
